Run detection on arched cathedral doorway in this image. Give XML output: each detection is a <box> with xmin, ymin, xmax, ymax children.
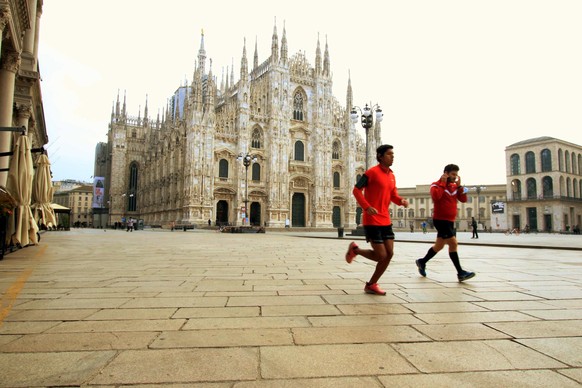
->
<box><xmin>250</xmin><ymin>202</ymin><xmax>261</xmax><ymax>226</ymax></box>
<box><xmin>216</xmin><ymin>200</ymin><xmax>229</xmax><ymax>226</ymax></box>
<box><xmin>292</xmin><ymin>193</ymin><xmax>306</xmax><ymax>227</ymax></box>
<box><xmin>332</xmin><ymin>206</ymin><xmax>341</xmax><ymax>227</ymax></box>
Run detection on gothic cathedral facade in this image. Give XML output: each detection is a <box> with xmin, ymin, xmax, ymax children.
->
<box><xmin>103</xmin><ymin>24</ymin><xmax>380</xmax><ymax>228</ymax></box>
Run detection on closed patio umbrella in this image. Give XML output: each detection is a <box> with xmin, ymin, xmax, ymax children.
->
<box><xmin>31</xmin><ymin>154</ymin><xmax>57</xmax><ymax>230</ymax></box>
<box><xmin>6</xmin><ymin>134</ymin><xmax>38</xmax><ymax>246</ymax></box>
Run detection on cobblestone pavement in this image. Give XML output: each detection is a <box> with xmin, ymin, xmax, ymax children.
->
<box><xmin>0</xmin><ymin>228</ymin><xmax>581</xmax><ymax>387</ymax></box>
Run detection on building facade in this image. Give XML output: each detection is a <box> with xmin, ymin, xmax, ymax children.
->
<box><xmin>53</xmin><ymin>184</ymin><xmax>93</xmax><ymax>227</ymax></box>
<box><xmin>103</xmin><ymin>26</ymin><xmax>374</xmax><ymax>228</ymax></box>
<box><xmin>0</xmin><ymin>0</ymin><xmax>47</xmax><ymax>186</ymax></box>
<box><xmin>505</xmin><ymin>136</ymin><xmax>582</xmax><ymax>232</ymax></box>
<box><xmin>390</xmin><ymin>184</ymin><xmax>507</xmax><ymax>232</ymax></box>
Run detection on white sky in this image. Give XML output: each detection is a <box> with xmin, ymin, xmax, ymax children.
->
<box><xmin>39</xmin><ymin>0</ymin><xmax>582</xmax><ymax>188</ymax></box>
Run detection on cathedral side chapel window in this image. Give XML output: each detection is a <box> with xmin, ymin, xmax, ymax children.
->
<box><xmin>251</xmin><ymin>128</ymin><xmax>263</xmax><ymax>149</ymax></box>
<box><xmin>252</xmin><ymin>163</ymin><xmax>261</xmax><ymax>181</ymax></box>
<box><xmin>332</xmin><ymin>140</ymin><xmax>341</xmax><ymax>160</ymax></box>
<box><xmin>333</xmin><ymin>171</ymin><xmax>340</xmax><ymax>189</ymax></box>
<box><xmin>294</xmin><ymin>141</ymin><xmax>305</xmax><ymax>161</ymax></box>
<box><xmin>219</xmin><ymin>159</ymin><xmax>229</xmax><ymax>178</ymax></box>
<box><xmin>293</xmin><ymin>92</ymin><xmax>304</xmax><ymax>121</ymax></box>
<box><xmin>128</xmin><ymin>162</ymin><xmax>138</xmax><ymax>212</ymax></box>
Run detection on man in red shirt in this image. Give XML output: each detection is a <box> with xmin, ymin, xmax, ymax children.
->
<box><xmin>345</xmin><ymin>144</ymin><xmax>409</xmax><ymax>295</ymax></box>
<box><xmin>416</xmin><ymin>164</ymin><xmax>476</xmax><ymax>282</ymax></box>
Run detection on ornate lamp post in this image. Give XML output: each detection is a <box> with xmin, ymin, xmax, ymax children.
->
<box><xmin>237</xmin><ymin>152</ymin><xmax>258</xmax><ymax>225</ymax></box>
<box><xmin>350</xmin><ymin>103</ymin><xmax>383</xmax><ymax>169</ymax></box>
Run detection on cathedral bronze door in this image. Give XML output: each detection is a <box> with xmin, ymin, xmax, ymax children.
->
<box><xmin>250</xmin><ymin>202</ymin><xmax>261</xmax><ymax>226</ymax></box>
<box><xmin>356</xmin><ymin>207</ymin><xmax>363</xmax><ymax>226</ymax></box>
<box><xmin>216</xmin><ymin>200</ymin><xmax>229</xmax><ymax>226</ymax></box>
<box><xmin>332</xmin><ymin>206</ymin><xmax>341</xmax><ymax>227</ymax></box>
<box><xmin>291</xmin><ymin>193</ymin><xmax>306</xmax><ymax>227</ymax></box>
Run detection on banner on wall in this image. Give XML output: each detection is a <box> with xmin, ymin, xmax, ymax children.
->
<box><xmin>92</xmin><ymin>177</ymin><xmax>105</xmax><ymax>208</ymax></box>
<box><xmin>491</xmin><ymin>201</ymin><xmax>505</xmax><ymax>213</ymax></box>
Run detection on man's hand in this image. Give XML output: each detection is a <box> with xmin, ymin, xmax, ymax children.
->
<box><xmin>401</xmin><ymin>199</ymin><xmax>409</xmax><ymax>208</ymax></box>
<box><xmin>456</xmin><ymin>175</ymin><xmax>462</xmax><ymax>186</ymax></box>
<box><xmin>366</xmin><ymin>206</ymin><xmax>378</xmax><ymax>215</ymax></box>
<box><xmin>440</xmin><ymin>173</ymin><xmax>448</xmax><ymax>183</ymax></box>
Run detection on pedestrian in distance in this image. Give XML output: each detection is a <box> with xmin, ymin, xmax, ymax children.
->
<box><xmin>416</xmin><ymin>164</ymin><xmax>476</xmax><ymax>282</ymax></box>
<box><xmin>471</xmin><ymin>216</ymin><xmax>479</xmax><ymax>239</ymax></box>
<box><xmin>345</xmin><ymin>144</ymin><xmax>409</xmax><ymax>295</ymax></box>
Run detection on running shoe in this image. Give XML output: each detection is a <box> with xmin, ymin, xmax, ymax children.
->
<box><xmin>345</xmin><ymin>242</ymin><xmax>358</xmax><ymax>263</ymax></box>
<box><xmin>416</xmin><ymin>259</ymin><xmax>426</xmax><ymax>277</ymax></box>
<box><xmin>364</xmin><ymin>282</ymin><xmax>387</xmax><ymax>295</ymax></box>
<box><xmin>457</xmin><ymin>271</ymin><xmax>476</xmax><ymax>282</ymax></box>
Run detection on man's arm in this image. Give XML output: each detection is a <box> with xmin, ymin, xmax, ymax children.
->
<box><xmin>352</xmin><ymin>174</ymin><xmax>370</xmax><ymax>210</ymax></box>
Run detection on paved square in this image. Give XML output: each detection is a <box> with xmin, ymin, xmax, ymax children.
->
<box><xmin>0</xmin><ymin>228</ymin><xmax>581</xmax><ymax>386</ymax></box>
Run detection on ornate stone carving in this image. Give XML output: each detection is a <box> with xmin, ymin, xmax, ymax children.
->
<box><xmin>1</xmin><ymin>51</ymin><xmax>21</xmax><ymax>73</ymax></box>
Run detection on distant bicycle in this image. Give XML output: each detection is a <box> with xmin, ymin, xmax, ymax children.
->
<box><xmin>505</xmin><ymin>228</ymin><xmax>520</xmax><ymax>236</ymax></box>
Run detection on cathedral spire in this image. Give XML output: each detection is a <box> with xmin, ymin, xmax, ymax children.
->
<box><xmin>225</xmin><ymin>65</ymin><xmax>230</xmax><ymax>90</ymax></box>
<box><xmin>323</xmin><ymin>35</ymin><xmax>330</xmax><ymax>77</ymax></box>
<box><xmin>254</xmin><ymin>36</ymin><xmax>259</xmax><ymax>69</ymax></box>
<box><xmin>241</xmin><ymin>38</ymin><xmax>248</xmax><ymax>82</ymax></box>
<box><xmin>315</xmin><ymin>33</ymin><xmax>322</xmax><ymax>76</ymax></box>
<box><xmin>271</xmin><ymin>17</ymin><xmax>279</xmax><ymax>64</ymax></box>
<box><xmin>281</xmin><ymin>21</ymin><xmax>288</xmax><ymax>65</ymax></box>
<box><xmin>122</xmin><ymin>90</ymin><xmax>127</xmax><ymax>118</ymax></box>
<box><xmin>221</xmin><ymin>67</ymin><xmax>225</xmax><ymax>92</ymax></box>
<box><xmin>198</xmin><ymin>29</ymin><xmax>206</xmax><ymax>76</ymax></box>
<box><xmin>347</xmin><ymin>70</ymin><xmax>353</xmax><ymax>115</ymax></box>
<box><xmin>230</xmin><ymin>58</ymin><xmax>235</xmax><ymax>86</ymax></box>
<box><xmin>115</xmin><ymin>89</ymin><xmax>120</xmax><ymax>117</ymax></box>
<box><xmin>144</xmin><ymin>94</ymin><xmax>148</xmax><ymax>122</ymax></box>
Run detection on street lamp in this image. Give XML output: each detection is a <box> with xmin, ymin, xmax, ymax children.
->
<box><xmin>237</xmin><ymin>152</ymin><xmax>258</xmax><ymax>225</ymax></box>
<box><xmin>468</xmin><ymin>185</ymin><xmax>487</xmax><ymax>226</ymax></box>
<box><xmin>350</xmin><ymin>103</ymin><xmax>383</xmax><ymax>169</ymax></box>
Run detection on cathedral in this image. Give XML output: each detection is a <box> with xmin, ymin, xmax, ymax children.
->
<box><xmin>100</xmin><ymin>23</ymin><xmax>381</xmax><ymax>228</ymax></box>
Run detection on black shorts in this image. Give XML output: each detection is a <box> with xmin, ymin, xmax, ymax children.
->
<box><xmin>364</xmin><ymin>225</ymin><xmax>395</xmax><ymax>244</ymax></box>
<box><xmin>433</xmin><ymin>219</ymin><xmax>456</xmax><ymax>239</ymax></box>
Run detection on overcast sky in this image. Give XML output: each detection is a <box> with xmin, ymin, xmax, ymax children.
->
<box><xmin>39</xmin><ymin>0</ymin><xmax>582</xmax><ymax>188</ymax></box>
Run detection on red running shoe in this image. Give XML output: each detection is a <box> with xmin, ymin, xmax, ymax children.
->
<box><xmin>364</xmin><ymin>282</ymin><xmax>387</xmax><ymax>295</ymax></box>
<box><xmin>345</xmin><ymin>242</ymin><xmax>358</xmax><ymax>263</ymax></box>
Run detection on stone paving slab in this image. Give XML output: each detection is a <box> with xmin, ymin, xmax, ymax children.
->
<box><xmin>0</xmin><ymin>229</ymin><xmax>581</xmax><ymax>386</ymax></box>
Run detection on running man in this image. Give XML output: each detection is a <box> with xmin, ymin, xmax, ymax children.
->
<box><xmin>416</xmin><ymin>164</ymin><xmax>475</xmax><ymax>282</ymax></box>
<box><xmin>345</xmin><ymin>144</ymin><xmax>409</xmax><ymax>295</ymax></box>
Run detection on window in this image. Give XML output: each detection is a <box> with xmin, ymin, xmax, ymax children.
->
<box><xmin>128</xmin><ymin>162</ymin><xmax>138</xmax><ymax>212</ymax></box>
<box><xmin>510</xmin><ymin>154</ymin><xmax>520</xmax><ymax>175</ymax></box>
<box><xmin>558</xmin><ymin>149</ymin><xmax>564</xmax><ymax>171</ymax></box>
<box><xmin>542</xmin><ymin>176</ymin><xmax>553</xmax><ymax>198</ymax></box>
<box><xmin>525</xmin><ymin>151</ymin><xmax>536</xmax><ymax>174</ymax></box>
<box><xmin>511</xmin><ymin>179</ymin><xmax>522</xmax><ymax>200</ymax></box>
<box><xmin>251</xmin><ymin>127</ymin><xmax>263</xmax><ymax>149</ymax></box>
<box><xmin>219</xmin><ymin>159</ymin><xmax>229</xmax><ymax>178</ymax></box>
<box><xmin>252</xmin><ymin>163</ymin><xmax>261</xmax><ymax>181</ymax></box>
<box><xmin>565</xmin><ymin>151</ymin><xmax>571</xmax><ymax>173</ymax></box>
<box><xmin>332</xmin><ymin>140</ymin><xmax>341</xmax><ymax>160</ymax></box>
<box><xmin>333</xmin><ymin>172</ymin><xmax>340</xmax><ymax>188</ymax></box>
<box><xmin>541</xmin><ymin>149</ymin><xmax>552</xmax><ymax>172</ymax></box>
<box><xmin>294</xmin><ymin>141</ymin><xmax>305</xmax><ymax>161</ymax></box>
<box><xmin>293</xmin><ymin>92</ymin><xmax>304</xmax><ymax>121</ymax></box>
<box><xmin>526</xmin><ymin>178</ymin><xmax>537</xmax><ymax>199</ymax></box>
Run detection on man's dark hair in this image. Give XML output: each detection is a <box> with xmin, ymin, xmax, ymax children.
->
<box><xmin>376</xmin><ymin>144</ymin><xmax>393</xmax><ymax>162</ymax></box>
<box><xmin>443</xmin><ymin>164</ymin><xmax>460</xmax><ymax>173</ymax></box>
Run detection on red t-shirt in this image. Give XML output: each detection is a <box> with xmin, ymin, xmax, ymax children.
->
<box><xmin>431</xmin><ymin>180</ymin><xmax>467</xmax><ymax>222</ymax></box>
<box><xmin>353</xmin><ymin>164</ymin><xmax>404</xmax><ymax>226</ymax></box>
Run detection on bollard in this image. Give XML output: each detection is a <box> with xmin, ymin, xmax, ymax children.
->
<box><xmin>338</xmin><ymin>227</ymin><xmax>344</xmax><ymax>238</ymax></box>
